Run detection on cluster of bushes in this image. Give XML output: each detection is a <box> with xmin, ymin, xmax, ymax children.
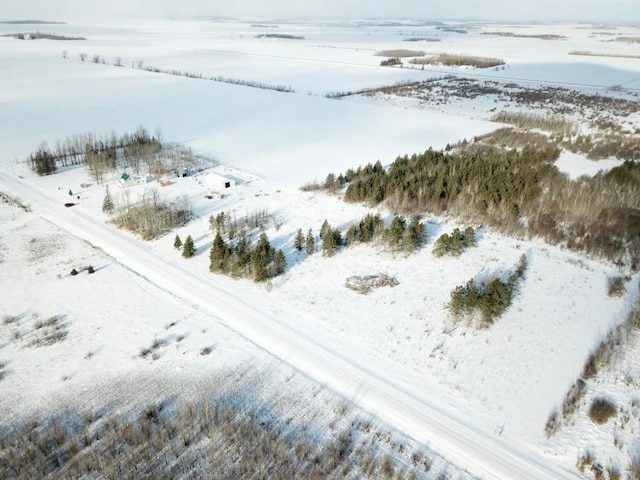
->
<box><xmin>611</xmin><ymin>36</ymin><xmax>640</xmax><ymax>44</ymax></box>
<box><xmin>433</xmin><ymin>227</ymin><xmax>476</xmax><ymax>257</ymax></box>
<box><xmin>403</xmin><ymin>37</ymin><xmax>441</xmax><ymax>43</ymax></box>
<box><xmin>449</xmin><ymin>254</ymin><xmax>528</xmax><ymax>327</ymax></box>
<box><xmin>566</xmin><ymin>133</ymin><xmax>640</xmax><ymax>161</ymax></box>
<box><xmin>0</xmin><ymin>386</ymin><xmax>451</xmax><ymax>479</ymax></box>
<box><xmin>375</xmin><ymin>49</ymin><xmax>425</xmax><ymax>58</ymax></box>
<box><xmin>380</xmin><ymin>57</ymin><xmax>402</xmax><ymax>67</ymax></box>
<box><xmin>492</xmin><ymin>111</ymin><xmax>575</xmax><ymax>134</ymax></box>
<box><xmin>410</xmin><ymin>53</ymin><xmax>505</xmax><ymax>68</ymax></box>
<box><xmin>345</xmin><ymin>274</ymin><xmax>399</xmax><ymax>294</ymax></box>
<box><xmin>323</xmin><ymin>79</ymin><xmax>420</xmax><ymax>99</ymax></box>
<box><xmin>28</xmin><ymin>315</ymin><xmax>69</xmax><ymax>347</ymax></box>
<box><xmin>210</xmin><ymin>232</ymin><xmax>285</xmax><ymax>282</ymax></box>
<box><xmin>607</xmin><ymin>275</ymin><xmax>628</xmax><ymax>297</ymax></box>
<box><xmin>112</xmin><ymin>194</ymin><xmax>191</xmax><ymax>240</ymax></box>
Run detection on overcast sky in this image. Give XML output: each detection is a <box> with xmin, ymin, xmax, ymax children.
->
<box><xmin>2</xmin><ymin>0</ymin><xmax>639</xmax><ymax>22</ymax></box>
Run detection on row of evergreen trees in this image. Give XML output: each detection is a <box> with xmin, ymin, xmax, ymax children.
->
<box><xmin>433</xmin><ymin>227</ymin><xmax>476</xmax><ymax>257</ymax></box>
<box><xmin>323</xmin><ymin>146</ymin><xmax>559</xmax><ymax>221</ymax></box>
<box><xmin>294</xmin><ymin>214</ymin><xmax>426</xmax><ymax>259</ymax></box>
<box><xmin>174</xmin><ymin>231</ymin><xmax>285</xmax><ymax>283</ymax></box>
<box><xmin>449</xmin><ymin>254</ymin><xmax>528</xmax><ymax>327</ymax></box>
<box><xmin>343</xmin><ymin>214</ymin><xmax>425</xmax><ymax>253</ymax></box>
<box><xmin>171</xmin><ymin>211</ymin><xmax>428</xmax><ymax>283</ymax></box>
<box><xmin>210</xmin><ymin>232</ymin><xmax>285</xmax><ymax>282</ymax></box>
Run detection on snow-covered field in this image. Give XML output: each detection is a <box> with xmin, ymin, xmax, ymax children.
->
<box><xmin>1</xmin><ymin>17</ymin><xmax>639</xmax><ymax>479</ymax></box>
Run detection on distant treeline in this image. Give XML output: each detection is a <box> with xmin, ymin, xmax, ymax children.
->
<box><xmin>2</xmin><ymin>32</ymin><xmax>84</xmax><ymax>40</ymax></box>
<box><xmin>481</xmin><ymin>32</ymin><xmax>567</xmax><ymax>40</ymax></box>
<box><xmin>69</xmin><ymin>54</ymin><xmax>295</xmax><ymax>93</ymax></box>
<box><xmin>254</xmin><ymin>34</ymin><xmax>305</xmax><ymax>40</ymax></box>
<box><xmin>0</xmin><ymin>20</ymin><xmax>66</xmax><ymax>24</ymax></box>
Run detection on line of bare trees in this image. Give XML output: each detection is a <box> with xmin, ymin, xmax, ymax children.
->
<box><xmin>112</xmin><ymin>190</ymin><xmax>191</xmax><ymax>240</ymax></box>
<box><xmin>28</xmin><ymin>127</ymin><xmax>211</xmax><ymax>184</ymax></box>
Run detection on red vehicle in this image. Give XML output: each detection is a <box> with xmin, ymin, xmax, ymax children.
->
<box><xmin>64</xmin><ymin>202</ymin><xmax>75</xmax><ymax>207</ymax></box>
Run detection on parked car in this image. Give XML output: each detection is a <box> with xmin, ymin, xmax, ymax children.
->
<box><xmin>64</xmin><ymin>202</ymin><xmax>75</xmax><ymax>207</ymax></box>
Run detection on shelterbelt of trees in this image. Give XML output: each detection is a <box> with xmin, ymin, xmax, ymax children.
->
<box><xmin>322</xmin><ymin>143</ymin><xmax>640</xmax><ymax>270</ymax></box>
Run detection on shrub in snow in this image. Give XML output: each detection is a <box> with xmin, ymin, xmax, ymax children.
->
<box><xmin>607</xmin><ymin>275</ymin><xmax>626</xmax><ymax>297</ymax></box>
<box><xmin>588</xmin><ymin>398</ymin><xmax>617</xmax><ymax>425</ymax></box>
<box><xmin>345</xmin><ymin>274</ymin><xmax>399</xmax><ymax>294</ymax></box>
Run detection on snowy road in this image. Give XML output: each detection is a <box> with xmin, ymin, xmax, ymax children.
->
<box><xmin>0</xmin><ymin>173</ymin><xmax>583</xmax><ymax>480</ymax></box>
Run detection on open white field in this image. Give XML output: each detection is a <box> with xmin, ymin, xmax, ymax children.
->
<box><xmin>1</xmin><ymin>17</ymin><xmax>639</xmax><ymax>480</ymax></box>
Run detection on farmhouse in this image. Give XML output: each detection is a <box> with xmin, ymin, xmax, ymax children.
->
<box><xmin>118</xmin><ymin>173</ymin><xmax>152</xmax><ymax>188</ymax></box>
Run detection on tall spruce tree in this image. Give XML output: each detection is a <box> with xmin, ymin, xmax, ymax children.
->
<box><xmin>102</xmin><ymin>186</ymin><xmax>115</xmax><ymax>214</ymax></box>
<box><xmin>322</xmin><ymin>225</ymin><xmax>338</xmax><ymax>257</ymax></box>
<box><xmin>464</xmin><ymin>226</ymin><xmax>476</xmax><ymax>247</ymax></box>
<box><xmin>305</xmin><ymin>229</ymin><xmax>315</xmax><ymax>255</ymax></box>
<box><xmin>294</xmin><ymin>228</ymin><xmax>304</xmax><ymax>251</ymax></box>
<box><xmin>274</xmin><ymin>249</ymin><xmax>286</xmax><ymax>275</ymax></box>
<box><xmin>319</xmin><ymin>219</ymin><xmax>331</xmax><ymax>240</ymax></box>
<box><xmin>387</xmin><ymin>216</ymin><xmax>406</xmax><ymax>249</ymax></box>
<box><xmin>210</xmin><ymin>232</ymin><xmax>228</xmax><ymax>272</ymax></box>
<box><xmin>182</xmin><ymin>235</ymin><xmax>196</xmax><ymax>258</ymax></box>
<box><xmin>403</xmin><ymin>218</ymin><xmax>425</xmax><ymax>252</ymax></box>
<box><xmin>252</xmin><ymin>252</ymin><xmax>270</xmax><ymax>282</ymax></box>
<box><xmin>173</xmin><ymin>234</ymin><xmax>182</xmax><ymax>250</ymax></box>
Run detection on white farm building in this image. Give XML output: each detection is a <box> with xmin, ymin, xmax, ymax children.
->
<box><xmin>205</xmin><ymin>172</ymin><xmax>235</xmax><ymax>191</ymax></box>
